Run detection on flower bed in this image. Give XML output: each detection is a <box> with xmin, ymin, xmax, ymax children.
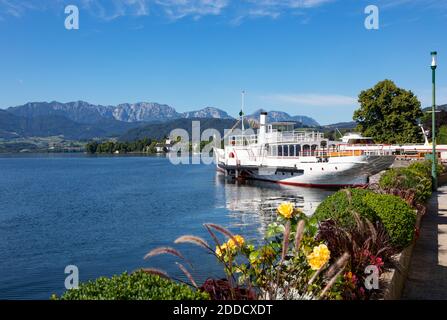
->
<box><xmin>371</xmin><ymin>160</ymin><xmax>442</xmax><ymax>299</ymax></box>
<box><xmin>142</xmin><ymin>193</ymin><xmax>416</xmax><ymax>300</ymax></box>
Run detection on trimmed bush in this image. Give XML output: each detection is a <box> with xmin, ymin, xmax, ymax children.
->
<box><xmin>363</xmin><ymin>193</ymin><xmax>416</xmax><ymax>248</ymax></box>
<box><xmin>52</xmin><ymin>271</ymin><xmax>209</xmax><ymax>300</ymax></box>
<box><xmin>314</xmin><ymin>189</ymin><xmax>416</xmax><ymax>248</ymax></box>
<box><xmin>313</xmin><ymin>189</ymin><xmax>377</xmax><ymax>228</ymax></box>
<box><xmin>407</xmin><ymin>161</ymin><xmax>432</xmax><ymax>178</ymax></box>
<box><xmin>408</xmin><ymin>159</ymin><xmax>444</xmax><ymax>177</ymax></box>
<box><xmin>379</xmin><ymin>166</ymin><xmax>432</xmax><ymax>203</ymax></box>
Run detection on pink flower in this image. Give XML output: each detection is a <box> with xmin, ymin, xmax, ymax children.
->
<box><xmin>369</xmin><ymin>255</ymin><xmax>384</xmax><ymax>272</ymax></box>
<box><xmin>359</xmin><ymin>287</ymin><xmax>365</xmax><ymax>296</ymax></box>
<box><xmin>362</xmin><ymin>249</ymin><xmax>371</xmax><ymax>257</ymax></box>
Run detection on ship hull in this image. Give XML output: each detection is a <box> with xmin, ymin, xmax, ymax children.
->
<box><xmin>216</xmin><ymin>153</ymin><xmax>395</xmax><ymax>188</ymax></box>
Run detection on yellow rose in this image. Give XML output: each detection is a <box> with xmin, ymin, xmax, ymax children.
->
<box><xmin>227</xmin><ymin>235</ymin><xmax>245</xmax><ymax>250</ymax></box>
<box><xmin>277</xmin><ymin>202</ymin><xmax>295</xmax><ymax>219</ymax></box>
<box><xmin>307</xmin><ymin>244</ymin><xmax>331</xmax><ymax>271</ymax></box>
<box><xmin>215</xmin><ymin>243</ymin><xmax>228</xmax><ymax>257</ymax></box>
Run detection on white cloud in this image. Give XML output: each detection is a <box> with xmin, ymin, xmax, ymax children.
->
<box><xmin>2</xmin><ymin>0</ymin><xmax>446</xmax><ymax>22</ymax></box>
<box><xmin>237</xmin><ymin>0</ymin><xmax>333</xmax><ymax>21</ymax></box>
<box><xmin>155</xmin><ymin>0</ymin><xmax>229</xmax><ymax>20</ymax></box>
<box><xmin>0</xmin><ymin>0</ymin><xmax>335</xmax><ymax>22</ymax></box>
<box><xmin>0</xmin><ymin>0</ymin><xmax>46</xmax><ymax>18</ymax></box>
<box><xmin>379</xmin><ymin>0</ymin><xmax>447</xmax><ymax>11</ymax></box>
<box><xmin>260</xmin><ymin>93</ymin><xmax>358</xmax><ymax>107</ymax></box>
<box><xmin>243</xmin><ymin>0</ymin><xmax>332</xmax><ymax>9</ymax></box>
<box><xmin>81</xmin><ymin>0</ymin><xmax>150</xmax><ymax>20</ymax></box>
<box><xmin>247</xmin><ymin>8</ymin><xmax>280</xmax><ymax>19</ymax></box>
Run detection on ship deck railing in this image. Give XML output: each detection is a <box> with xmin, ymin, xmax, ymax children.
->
<box><xmin>265</xmin><ymin>131</ymin><xmax>325</xmax><ymax>144</ymax></box>
<box><xmin>226</xmin><ymin>130</ymin><xmax>326</xmax><ymax>147</ymax></box>
<box><xmin>226</xmin><ymin>134</ymin><xmax>258</xmax><ymax>146</ymax></box>
<box><xmin>253</xmin><ymin>149</ymin><xmax>393</xmax><ymax>161</ymax></box>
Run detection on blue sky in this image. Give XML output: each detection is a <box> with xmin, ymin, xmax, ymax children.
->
<box><xmin>0</xmin><ymin>0</ymin><xmax>446</xmax><ymax>124</ymax></box>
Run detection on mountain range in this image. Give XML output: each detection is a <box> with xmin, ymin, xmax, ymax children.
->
<box><xmin>423</xmin><ymin>104</ymin><xmax>447</xmax><ymax>112</ymax></box>
<box><xmin>245</xmin><ymin>109</ymin><xmax>319</xmax><ymax>127</ymax></box>
<box><xmin>6</xmin><ymin>101</ymin><xmax>318</xmax><ymax>125</ymax></box>
<box><xmin>0</xmin><ymin>101</ymin><xmax>321</xmax><ymax>141</ymax></box>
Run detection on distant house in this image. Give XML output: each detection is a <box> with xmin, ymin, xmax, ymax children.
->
<box><xmin>155</xmin><ymin>138</ymin><xmax>174</xmax><ymax>153</ymax></box>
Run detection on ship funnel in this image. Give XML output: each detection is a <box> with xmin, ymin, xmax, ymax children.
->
<box><xmin>260</xmin><ymin>112</ymin><xmax>267</xmax><ymax>127</ymax></box>
<box><xmin>259</xmin><ymin>112</ymin><xmax>267</xmax><ymax>145</ymax></box>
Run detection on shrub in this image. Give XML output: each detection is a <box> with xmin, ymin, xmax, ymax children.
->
<box><xmin>379</xmin><ymin>160</ymin><xmax>445</xmax><ymax>204</ymax></box>
<box><xmin>407</xmin><ymin>161</ymin><xmax>432</xmax><ymax>178</ymax></box>
<box><xmin>379</xmin><ymin>167</ymin><xmax>432</xmax><ymax>204</ymax></box>
<box><xmin>313</xmin><ymin>189</ymin><xmax>377</xmax><ymax>228</ymax></box>
<box><xmin>407</xmin><ymin>159</ymin><xmax>444</xmax><ymax>178</ymax></box>
<box><xmin>52</xmin><ymin>271</ymin><xmax>209</xmax><ymax>300</ymax></box>
<box><xmin>314</xmin><ymin>189</ymin><xmax>416</xmax><ymax>248</ymax></box>
<box><xmin>363</xmin><ymin>193</ymin><xmax>416</xmax><ymax>248</ymax></box>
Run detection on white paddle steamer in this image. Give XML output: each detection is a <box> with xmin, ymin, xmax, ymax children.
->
<box><xmin>214</xmin><ymin>112</ymin><xmax>395</xmax><ymax>188</ymax></box>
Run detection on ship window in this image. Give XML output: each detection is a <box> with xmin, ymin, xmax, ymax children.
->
<box><xmin>284</xmin><ymin>145</ymin><xmax>289</xmax><ymax>157</ymax></box>
<box><xmin>303</xmin><ymin>145</ymin><xmax>310</xmax><ymax>156</ymax></box>
<box><xmin>271</xmin><ymin>145</ymin><xmax>277</xmax><ymax>156</ymax></box>
<box><xmin>290</xmin><ymin>145</ymin><xmax>295</xmax><ymax>157</ymax></box>
<box><xmin>278</xmin><ymin>145</ymin><xmax>283</xmax><ymax>156</ymax></box>
<box><xmin>295</xmin><ymin>145</ymin><xmax>301</xmax><ymax>156</ymax></box>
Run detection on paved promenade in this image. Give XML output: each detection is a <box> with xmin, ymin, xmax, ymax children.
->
<box><xmin>402</xmin><ymin>185</ymin><xmax>447</xmax><ymax>299</ymax></box>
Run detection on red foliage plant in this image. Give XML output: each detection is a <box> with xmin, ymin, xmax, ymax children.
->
<box><xmin>200</xmin><ymin>278</ymin><xmax>257</xmax><ymax>300</ymax></box>
<box><xmin>316</xmin><ymin>213</ymin><xmax>399</xmax><ymax>300</ymax></box>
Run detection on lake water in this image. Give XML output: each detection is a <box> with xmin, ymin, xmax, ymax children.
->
<box><xmin>0</xmin><ymin>154</ymin><xmax>334</xmax><ymax>300</ymax></box>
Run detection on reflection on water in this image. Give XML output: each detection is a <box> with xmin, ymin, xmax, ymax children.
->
<box><xmin>216</xmin><ymin>174</ymin><xmax>335</xmax><ymax>239</ymax></box>
<box><xmin>0</xmin><ymin>155</ymin><xmax>337</xmax><ymax>299</ymax></box>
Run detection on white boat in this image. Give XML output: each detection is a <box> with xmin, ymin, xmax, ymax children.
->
<box><xmin>336</xmin><ymin>127</ymin><xmax>447</xmax><ymax>162</ymax></box>
<box><xmin>214</xmin><ymin>112</ymin><xmax>395</xmax><ymax>188</ymax></box>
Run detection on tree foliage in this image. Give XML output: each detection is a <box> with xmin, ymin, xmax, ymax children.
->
<box><xmin>86</xmin><ymin>138</ymin><xmax>153</xmax><ymax>154</ymax></box>
<box><xmin>420</xmin><ymin>109</ymin><xmax>447</xmax><ymax>143</ymax></box>
<box><xmin>353</xmin><ymin>80</ymin><xmax>423</xmax><ymax>144</ymax></box>
<box><xmin>438</xmin><ymin>125</ymin><xmax>447</xmax><ymax>144</ymax></box>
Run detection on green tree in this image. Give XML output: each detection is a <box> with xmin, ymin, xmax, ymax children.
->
<box><xmin>438</xmin><ymin>125</ymin><xmax>447</xmax><ymax>144</ymax></box>
<box><xmin>85</xmin><ymin>138</ymin><xmax>154</xmax><ymax>154</ymax></box>
<box><xmin>353</xmin><ymin>80</ymin><xmax>423</xmax><ymax>144</ymax></box>
<box><xmin>85</xmin><ymin>141</ymin><xmax>98</xmax><ymax>154</ymax></box>
<box><xmin>421</xmin><ymin>110</ymin><xmax>447</xmax><ymax>140</ymax></box>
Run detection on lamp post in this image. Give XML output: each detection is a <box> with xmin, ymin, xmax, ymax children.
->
<box><xmin>431</xmin><ymin>51</ymin><xmax>438</xmax><ymax>191</ymax></box>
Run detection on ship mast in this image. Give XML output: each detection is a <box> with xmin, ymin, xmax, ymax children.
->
<box><xmin>240</xmin><ymin>90</ymin><xmax>245</xmax><ymax>134</ymax></box>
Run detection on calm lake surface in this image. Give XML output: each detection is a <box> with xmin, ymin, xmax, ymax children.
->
<box><xmin>0</xmin><ymin>154</ymin><xmax>334</xmax><ymax>299</ymax></box>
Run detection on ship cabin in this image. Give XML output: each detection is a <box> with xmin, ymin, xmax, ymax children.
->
<box><xmin>269</xmin><ymin>122</ymin><xmax>295</xmax><ymax>133</ymax></box>
<box><xmin>264</xmin><ymin>122</ymin><xmax>331</xmax><ymax>158</ymax></box>
<box><xmin>226</xmin><ymin>114</ymin><xmax>337</xmax><ymax>158</ymax></box>
<box><xmin>340</xmin><ymin>133</ymin><xmax>375</xmax><ymax>145</ymax></box>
